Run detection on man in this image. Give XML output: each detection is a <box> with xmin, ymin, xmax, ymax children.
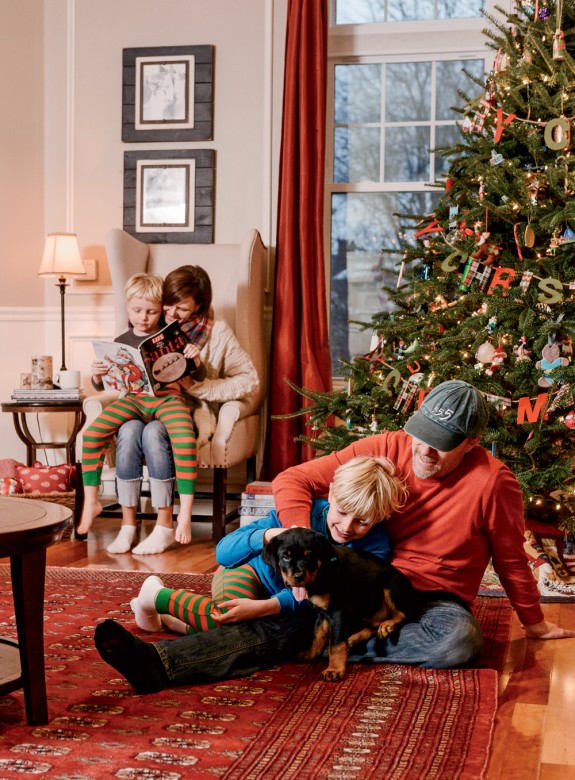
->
<box><xmin>95</xmin><ymin>380</ymin><xmax>575</xmax><ymax>693</ymax></box>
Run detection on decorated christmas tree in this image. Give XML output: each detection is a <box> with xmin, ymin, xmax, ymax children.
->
<box><xmin>292</xmin><ymin>1</ymin><xmax>575</xmax><ymax>533</ymax></box>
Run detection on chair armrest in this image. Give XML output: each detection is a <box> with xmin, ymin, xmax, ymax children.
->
<box><xmin>212</xmin><ymin>400</ymin><xmax>254</xmax><ymax>447</ymax></box>
<box><xmin>83</xmin><ymin>392</ymin><xmax>119</xmax><ymax>425</ymax></box>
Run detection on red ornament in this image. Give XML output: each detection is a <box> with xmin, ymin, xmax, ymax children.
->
<box><xmin>565</xmin><ymin>410</ymin><xmax>575</xmax><ymax>429</ymax></box>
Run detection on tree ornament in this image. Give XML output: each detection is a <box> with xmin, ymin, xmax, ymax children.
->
<box><xmin>524</xmin><ymin>224</ymin><xmax>535</xmax><ymax>247</ymax></box>
<box><xmin>513</xmin><ymin>336</ymin><xmax>531</xmax><ymax>361</ymax></box>
<box><xmin>544</xmin><ymin>117</ymin><xmax>571</xmax><ymax>151</ymax></box>
<box><xmin>485</xmin><ymin>344</ymin><xmax>507</xmax><ymax>376</ymax></box>
<box><xmin>536</xmin><ymin>342</ymin><xmax>570</xmax><ymax>387</ymax></box>
<box><xmin>475</xmin><ymin>341</ymin><xmax>496</xmax><ymax>370</ymax></box>
<box><xmin>553</xmin><ymin>29</ymin><xmax>565</xmax><ymax>60</ymax></box>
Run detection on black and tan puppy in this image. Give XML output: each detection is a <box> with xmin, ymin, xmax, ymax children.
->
<box><xmin>262</xmin><ymin>527</ymin><xmax>424</xmax><ymax>682</ymax></box>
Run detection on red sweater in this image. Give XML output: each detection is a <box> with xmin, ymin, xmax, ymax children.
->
<box><xmin>272</xmin><ymin>430</ymin><xmax>544</xmax><ymax>627</ymax></box>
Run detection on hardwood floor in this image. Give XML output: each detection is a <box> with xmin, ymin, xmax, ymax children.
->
<box><xmin>7</xmin><ymin>513</ymin><xmax>575</xmax><ymax>778</ymax></box>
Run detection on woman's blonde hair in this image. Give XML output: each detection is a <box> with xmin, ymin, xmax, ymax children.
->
<box><xmin>331</xmin><ymin>456</ymin><xmax>407</xmax><ymax>524</ymax></box>
<box><xmin>124</xmin><ymin>273</ymin><xmax>164</xmax><ymax>304</ymax></box>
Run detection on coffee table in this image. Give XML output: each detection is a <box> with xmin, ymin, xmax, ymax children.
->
<box><xmin>0</xmin><ymin>496</ymin><xmax>72</xmax><ymax>724</ymax></box>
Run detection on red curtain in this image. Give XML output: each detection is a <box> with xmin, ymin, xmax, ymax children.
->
<box><xmin>262</xmin><ymin>0</ymin><xmax>333</xmax><ymax>480</ymax></box>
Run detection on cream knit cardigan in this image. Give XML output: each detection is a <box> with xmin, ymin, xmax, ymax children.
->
<box><xmin>187</xmin><ymin>319</ymin><xmax>260</xmax><ymax>444</ymax></box>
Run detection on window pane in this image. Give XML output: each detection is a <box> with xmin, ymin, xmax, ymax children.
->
<box><xmin>384</xmin><ymin>126</ymin><xmax>430</xmax><ymax>182</ymax></box>
<box><xmin>335</xmin><ymin>64</ymin><xmax>381</xmax><ymax>124</ymax></box>
<box><xmin>334</xmin><ymin>127</ymin><xmax>381</xmax><ymax>183</ymax></box>
<box><xmin>436</xmin><ymin>60</ymin><xmax>484</xmax><ymax>120</ymax></box>
<box><xmin>336</xmin><ymin>0</ymin><xmax>385</xmax><ymax>24</ymax></box>
<box><xmin>386</xmin><ymin>63</ymin><xmax>431</xmax><ymax>122</ymax></box>
<box><xmin>387</xmin><ymin>0</ymin><xmax>434</xmax><ymax>21</ymax></box>
<box><xmin>335</xmin><ymin>0</ymin><xmax>484</xmax><ymax>23</ymax></box>
<box><xmin>434</xmin><ymin>125</ymin><xmax>462</xmax><ymax>177</ymax></box>
<box><xmin>330</xmin><ymin>191</ymin><xmax>439</xmax><ymax>369</ymax></box>
<box><xmin>438</xmin><ymin>0</ymin><xmax>485</xmax><ymax>19</ymax></box>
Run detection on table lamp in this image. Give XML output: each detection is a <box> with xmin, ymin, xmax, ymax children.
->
<box><xmin>38</xmin><ymin>233</ymin><xmax>87</xmax><ymax>371</ymax></box>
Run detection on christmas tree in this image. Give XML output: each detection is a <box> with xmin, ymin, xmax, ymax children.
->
<box><xmin>291</xmin><ymin>1</ymin><xmax>575</xmax><ymax>533</ymax></box>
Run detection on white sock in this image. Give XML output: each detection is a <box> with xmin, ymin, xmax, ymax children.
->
<box><xmin>106</xmin><ymin>525</ymin><xmax>137</xmax><ymax>554</ymax></box>
<box><xmin>161</xmin><ymin>614</ymin><xmax>189</xmax><ymax>634</ymax></box>
<box><xmin>130</xmin><ymin>575</ymin><xmax>164</xmax><ymax>632</ymax></box>
<box><xmin>132</xmin><ymin>525</ymin><xmax>175</xmax><ymax>555</ymax></box>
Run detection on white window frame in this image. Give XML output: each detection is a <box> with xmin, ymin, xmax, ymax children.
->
<box><xmin>325</xmin><ymin>1</ymin><xmax>512</xmax><ymax>378</ymax></box>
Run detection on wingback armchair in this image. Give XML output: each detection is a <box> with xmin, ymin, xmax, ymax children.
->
<box><xmin>83</xmin><ymin>227</ymin><xmax>268</xmax><ymax>542</ymax></box>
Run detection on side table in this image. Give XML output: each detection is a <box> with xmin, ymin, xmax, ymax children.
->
<box><xmin>1</xmin><ymin>400</ymin><xmax>86</xmax><ymax>535</ymax></box>
<box><xmin>0</xmin><ymin>496</ymin><xmax>72</xmax><ymax>725</ymax></box>
<box><xmin>1</xmin><ymin>400</ymin><xmax>86</xmax><ymax>466</ymax></box>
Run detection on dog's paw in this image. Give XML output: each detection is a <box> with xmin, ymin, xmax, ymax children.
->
<box><xmin>297</xmin><ymin>649</ymin><xmax>317</xmax><ymax>662</ymax></box>
<box><xmin>377</xmin><ymin>620</ymin><xmax>398</xmax><ymax>638</ymax></box>
<box><xmin>321</xmin><ymin>667</ymin><xmax>345</xmax><ymax>682</ymax></box>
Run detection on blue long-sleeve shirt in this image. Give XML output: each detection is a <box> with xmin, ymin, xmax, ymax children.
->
<box><xmin>215</xmin><ymin>499</ymin><xmax>392</xmax><ymax>613</ymax></box>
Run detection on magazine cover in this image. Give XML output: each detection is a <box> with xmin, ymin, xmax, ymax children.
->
<box><xmin>92</xmin><ymin>322</ymin><xmax>196</xmax><ymax>396</ymax></box>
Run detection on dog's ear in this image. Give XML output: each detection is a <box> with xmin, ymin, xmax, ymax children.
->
<box><xmin>261</xmin><ymin>535</ymin><xmax>282</xmax><ymax>570</ymax></box>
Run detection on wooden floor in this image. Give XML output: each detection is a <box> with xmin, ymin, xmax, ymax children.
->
<box><xmin>7</xmin><ymin>513</ymin><xmax>575</xmax><ymax>778</ymax></box>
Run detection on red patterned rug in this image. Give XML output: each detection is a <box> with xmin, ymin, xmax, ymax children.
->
<box><xmin>0</xmin><ymin>566</ymin><xmax>511</xmax><ymax>779</ymax></box>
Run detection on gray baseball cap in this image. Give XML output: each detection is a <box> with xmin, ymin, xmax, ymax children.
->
<box><xmin>403</xmin><ymin>380</ymin><xmax>488</xmax><ymax>452</ymax></box>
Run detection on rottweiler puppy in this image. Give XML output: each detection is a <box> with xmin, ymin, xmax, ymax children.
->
<box><xmin>262</xmin><ymin>527</ymin><xmax>460</xmax><ymax>682</ymax></box>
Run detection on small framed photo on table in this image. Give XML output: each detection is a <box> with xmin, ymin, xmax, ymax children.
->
<box><xmin>123</xmin><ymin>149</ymin><xmax>215</xmax><ymax>244</ymax></box>
<box><xmin>122</xmin><ymin>45</ymin><xmax>213</xmax><ymax>142</ymax></box>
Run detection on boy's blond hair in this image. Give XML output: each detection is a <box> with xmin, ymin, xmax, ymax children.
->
<box><xmin>331</xmin><ymin>456</ymin><xmax>407</xmax><ymax>524</ymax></box>
<box><xmin>124</xmin><ymin>273</ymin><xmax>163</xmax><ymax>304</ymax></box>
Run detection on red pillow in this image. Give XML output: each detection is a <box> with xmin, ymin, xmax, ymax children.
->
<box><xmin>0</xmin><ymin>458</ymin><xmax>24</xmax><ymax>480</ymax></box>
<box><xmin>16</xmin><ymin>462</ymin><xmax>75</xmax><ymax>494</ymax></box>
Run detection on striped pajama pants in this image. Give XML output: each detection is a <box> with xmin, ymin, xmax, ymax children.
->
<box><xmin>82</xmin><ymin>394</ymin><xmax>197</xmax><ymax>495</ymax></box>
<box><xmin>155</xmin><ymin>564</ymin><xmax>263</xmax><ymax>634</ymax></box>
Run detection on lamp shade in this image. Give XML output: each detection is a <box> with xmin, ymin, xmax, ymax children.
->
<box><xmin>38</xmin><ymin>233</ymin><xmax>87</xmax><ymax>278</ymax></box>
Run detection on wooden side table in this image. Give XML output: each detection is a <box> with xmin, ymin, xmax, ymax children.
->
<box><xmin>1</xmin><ymin>400</ymin><xmax>86</xmax><ymax>466</ymax></box>
<box><xmin>0</xmin><ymin>496</ymin><xmax>72</xmax><ymax>724</ymax></box>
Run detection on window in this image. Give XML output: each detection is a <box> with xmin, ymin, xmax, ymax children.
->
<box><xmin>326</xmin><ymin>1</ymin><xmax>493</xmax><ymax>372</ymax></box>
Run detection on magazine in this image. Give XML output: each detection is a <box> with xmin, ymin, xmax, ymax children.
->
<box><xmin>92</xmin><ymin>321</ymin><xmax>197</xmax><ymax>396</ymax></box>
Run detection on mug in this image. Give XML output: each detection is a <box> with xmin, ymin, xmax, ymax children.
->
<box><xmin>20</xmin><ymin>372</ymin><xmax>32</xmax><ymax>389</ymax></box>
<box><xmin>31</xmin><ymin>356</ymin><xmax>53</xmax><ymax>389</ymax></box>
<box><xmin>54</xmin><ymin>369</ymin><xmax>81</xmax><ymax>389</ymax></box>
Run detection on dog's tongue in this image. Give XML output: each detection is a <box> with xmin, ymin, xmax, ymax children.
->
<box><xmin>292</xmin><ymin>586</ymin><xmax>308</xmax><ymax>602</ymax></box>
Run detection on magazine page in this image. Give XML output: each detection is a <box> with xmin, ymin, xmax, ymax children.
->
<box><xmin>139</xmin><ymin>321</ymin><xmax>197</xmax><ymax>394</ymax></box>
<box><xmin>91</xmin><ymin>341</ymin><xmax>154</xmax><ymax>395</ymax></box>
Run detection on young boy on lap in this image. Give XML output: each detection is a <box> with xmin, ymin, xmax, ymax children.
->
<box><xmin>78</xmin><ymin>273</ymin><xmax>203</xmax><ymax>546</ymax></box>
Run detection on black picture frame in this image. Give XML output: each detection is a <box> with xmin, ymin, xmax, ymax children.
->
<box><xmin>123</xmin><ymin>149</ymin><xmax>215</xmax><ymax>244</ymax></box>
<box><xmin>122</xmin><ymin>45</ymin><xmax>213</xmax><ymax>142</ymax></box>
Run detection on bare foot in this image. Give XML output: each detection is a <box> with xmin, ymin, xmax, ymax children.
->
<box><xmin>77</xmin><ymin>495</ymin><xmax>103</xmax><ymax>535</ymax></box>
<box><xmin>175</xmin><ymin>517</ymin><xmax>192</xmax><ymax>544</ymax></box>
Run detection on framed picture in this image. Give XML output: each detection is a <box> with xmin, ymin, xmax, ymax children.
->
<box><xmin>122</xmin><ymin>45</ymin><xmax>213</xmax><ymax>142</ymax></box>
<box><xmin>123</xmin><ymin>149</ymin><xmax>214</xmax><ymax>243</ymax></box>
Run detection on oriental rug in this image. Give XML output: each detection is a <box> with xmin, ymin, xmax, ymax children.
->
<box><xmin>0</xmin><ymin>566</ymin><xmax>511</xmax><ymax>779</ymax></box>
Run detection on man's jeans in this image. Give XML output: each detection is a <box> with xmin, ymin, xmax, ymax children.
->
<box><xmin>152</xmin><ymin>599</ymin><xmax>483</xmax><ymax>685</ymax></box>
<box><xmin>115</xmin><ymin>419</ymin><xmax>174</xmax><ymax>508</ymax></box>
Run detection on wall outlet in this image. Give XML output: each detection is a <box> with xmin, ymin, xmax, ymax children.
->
<box><xmin>81</xmin><ymin>258</ymin><xmax>98</xmax><ymax>281</ymax></box>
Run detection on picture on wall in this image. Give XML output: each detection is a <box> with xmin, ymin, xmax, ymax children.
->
<box><xmin>123</xmin><ymin>149</ymin><xmax>214</xmax><ymax>244</ymax></box>
<box><xmin>122</xmin><ymin>45</ymin><xmax>213</xmax><ymax>142</ymax></box>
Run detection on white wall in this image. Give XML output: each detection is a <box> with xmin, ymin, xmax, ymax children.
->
<box><xmin>0</xmin><ymin>0</ymin><xmax>286</xmax><ymax>464</ymax></box>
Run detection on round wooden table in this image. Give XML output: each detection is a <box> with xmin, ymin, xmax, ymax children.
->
<box><xmin>0</xmin><ymin>496</ymin><xmax>72</xmax><ymax>725</ymax></box>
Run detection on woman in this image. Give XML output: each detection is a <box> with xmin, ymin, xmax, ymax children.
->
<box><xmin>108</xmin><ymin>264</ymin><xmax>260</xmax><ymax>555</ymax></box>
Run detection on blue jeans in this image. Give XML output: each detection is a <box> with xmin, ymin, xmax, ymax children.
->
<box><xmin>152</xmin><ymin>599</ymin><xmax>483</xmax><ymax>685</ymax></box>
<box><xmin>115</xmin><ymin>420</ymin><xmax>174</xmax><ymax>509</ymax></box>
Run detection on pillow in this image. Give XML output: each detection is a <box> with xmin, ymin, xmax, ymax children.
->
<box><xmin>0</xmin><ymin>458</ymin><xmax>24</xmax><ymax>480</ymax></box>
<box><xmin>16</xmin><ymin>462</ymin><xmax>75</xmax><ymax>494</ymax></box>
